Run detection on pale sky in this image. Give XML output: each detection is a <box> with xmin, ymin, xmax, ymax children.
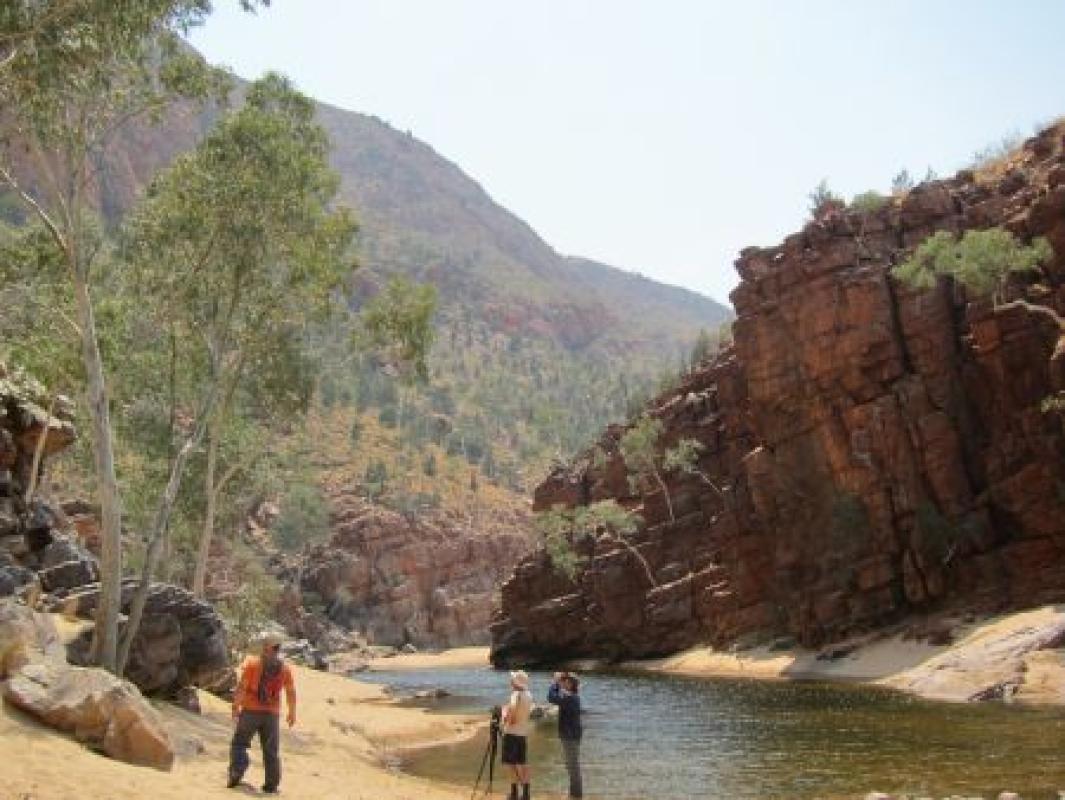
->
<box><xmin>189</xmin><ymin>1</ymin><xmax>1065</xmax><ymax>305</ymax></box>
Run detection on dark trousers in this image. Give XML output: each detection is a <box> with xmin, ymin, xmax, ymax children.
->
<box><xmin>229</xmin><ymin>710</ymin><xmax>281</xmax><ymax>790</ymax></box>
<box><xmin>561</xmin><ymin>737</ymin><xmax>582</xmax><ymax>798</ymax></box>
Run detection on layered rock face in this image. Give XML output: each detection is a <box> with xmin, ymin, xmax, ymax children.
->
<box><xmin>1</xmin><ymin>364</ymin><xmax>231</xmax><ymax>698</ymax></box>
<box><xmin>492</xmin><ymin>125</ymin><xmax>1065</xmax><ymax>666</ymax></box>
<box><xmin>290</xmin><ymin>493</ymin><xmax>532</xmax><ymax>649</ymax></box>
<box><xmin>0</xmin><ymin>367</ymin><xmax>93</xmax><ymax>601</ymax></box>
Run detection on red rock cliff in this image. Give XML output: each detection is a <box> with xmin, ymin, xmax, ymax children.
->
<box><xmin>490</xmin><ymin>125</ymin><xmax>1065</xmax><ymax>667</ymax></box>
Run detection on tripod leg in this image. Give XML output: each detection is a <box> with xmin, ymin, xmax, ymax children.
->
<box><xmin>471</xmin><ymin>729</ymin><xmax>493</xmax><ymax>800</ymax></box>
<box><xmin>487</xmin><ymin>731</ymin><xmax>498</xmax><ymax>794</ymax></box>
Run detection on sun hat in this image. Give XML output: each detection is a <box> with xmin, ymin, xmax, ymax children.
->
<box><xmin>258</xmin><ymin>631</ymin><xmax>285</xmax><ymax>650</ymax></box>
<box><xmin>510</xmin><ymin>669</ymin><xmax>530</xmax><ymax>689</ymax></box>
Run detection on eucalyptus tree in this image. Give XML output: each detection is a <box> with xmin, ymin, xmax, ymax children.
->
<box><xmin>121</xmin><ymin>73</ymin><xmax>357</xmax><ymax>600</ymax></box>
<box><xmin>620</xmin><ymin>414</ymin><xmax>676</xmax><ymax>522</ymax></box>
<box><xmin>0</xmin><ymin>1</ymin><xmax>265</xmax><ymax>671</ymax></box>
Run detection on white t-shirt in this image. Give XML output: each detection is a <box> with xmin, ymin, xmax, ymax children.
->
<box><xmin>504</xmin><ymin>689</ymin><xmax>533</xmax><ymax>737</ymax></box>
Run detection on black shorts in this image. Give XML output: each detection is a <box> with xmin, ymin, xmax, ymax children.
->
<box><xmin>501</xmin><ymin>733</ymin><xmax>527</xmax><ymax>765</ymax></box>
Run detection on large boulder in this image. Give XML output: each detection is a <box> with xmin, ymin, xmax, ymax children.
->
<box><xmin>3</xmin><ymin>660</ymin><xmax>174</xmax><ymax>770</ymax></box>
<box><xmin>0</xmin><ymin>559</ymin><xmax>39</xmax><ymax>601</ymax></box>
<box><xmin>61</xmin><ymin>581</ymin><xmax>231</xmax><ymax>697</ymax></box>
<box><xmin>0</xmin><ymin>599</ymin><xmax>62</xmax><ymax>678</ymax></box>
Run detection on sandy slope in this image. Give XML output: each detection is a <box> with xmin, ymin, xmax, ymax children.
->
<box><xmin>368</xmin><ymin>646</ymin><xmax>491</xmax><ymax>672</ymax></box>
<box><xmin>1</xmin><ymin>663</ymin><xmax>484</xmax><ymax>800</ymax></box>
<box><xmin>623</xmin><ymin>606</ymin><xmax>1065</xmax><ymax>705</ymax></box>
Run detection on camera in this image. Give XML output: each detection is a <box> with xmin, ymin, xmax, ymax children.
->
<box><xmin>489</xmin><ymin>704</ymin><xmax>502</xmax><ymax>736</ymax></box>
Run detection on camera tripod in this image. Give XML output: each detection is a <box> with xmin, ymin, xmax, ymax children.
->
<box><xmin>470</xmin><ymin>705</ymin><xmax>503</xmax><ymax>799</ymax></box>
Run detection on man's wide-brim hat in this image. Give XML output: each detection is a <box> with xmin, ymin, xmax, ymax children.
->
<box><xmin>510</xmin><ymin>670</ymin><xmax>530</xmax><ymax>689</ymax></box>
<box><xmin>258</xmin><ymin>631</ymin><xmax>285</xmax><ymax>649</ymax></box>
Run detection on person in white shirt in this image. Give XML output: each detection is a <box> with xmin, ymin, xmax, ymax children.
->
<box><xmin>501</xmin><ymin>670</ymin><xmax>534</xmax><ymax>800</ymax></box>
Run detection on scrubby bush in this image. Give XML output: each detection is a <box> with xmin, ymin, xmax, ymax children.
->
<box><xmin>272</xmin><ymin>481</ymin><xmax>331</xmax><ymax>552</ymax></box>
<box><xmin>850</xmin><ymin>190</ymin><xmax>889</xmax><ymax>213</ymax></box>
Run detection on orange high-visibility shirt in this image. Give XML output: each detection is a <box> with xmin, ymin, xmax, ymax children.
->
<box><xmin>236</xmin><ymin>656</ymin><xmax>296</xmax><ymax>715</ymax></box>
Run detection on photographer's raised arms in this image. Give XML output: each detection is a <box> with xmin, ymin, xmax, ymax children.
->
<box><xmin>548</xmin><ymin>672</ymin><xmax>584</xmax><ymax>799</ymax></box>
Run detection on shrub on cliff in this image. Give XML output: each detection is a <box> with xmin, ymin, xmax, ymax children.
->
<box><xmin>621</xmin><ymin>416</ymin><xmax>676</xmax><ymax>521</ymax></box>
<box><xmin>808</xmin><ymin>180</ymin><xmax>844</xmax><ymax>220</ymax></box>
<box><xmin>893</xmin><ymin>228</ymin><xmax>1052</xmax><ymax>304</ymax></box>
<box><xmin>894</xmin><ymin>227</ymin><xmax>1064</xmax><ymax>408</ymax></box>
<box><xmin>850</xmin><ymin>191</ymin><xmax>890</xmax><ymax>213</ymax></box>
<box><xmin>536</xmin><ymin>501</ymin><xmax>652</xmax><ymax>584</ymax></box>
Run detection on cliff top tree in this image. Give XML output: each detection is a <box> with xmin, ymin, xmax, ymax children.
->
<box><xmin>893</xmin><ymin>228</ymin><xmax>1052</xmax><ymax>305</ymax></box>
<box><xmin>0</xmin><ymin>0</ymin><xmax>264</xmax><ymax>673</ymax></box>
<box><xmin>808</xmin><ymin>179</ymin><xmax>844</xmax><ymax>221</ymax></box>
<box><xmin>893</xmin><ymin>227</ymin><xmax>1063</xmax><ymax>399</ymax></box>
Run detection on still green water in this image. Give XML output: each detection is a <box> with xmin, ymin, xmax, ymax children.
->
<box><xmin>362</xmin><ymin>667</ymin><xmax>1065</xmax><ymax>800</ymax></box>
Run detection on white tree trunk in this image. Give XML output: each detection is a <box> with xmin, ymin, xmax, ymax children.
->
<box><xmin>74</xmin><ymin>273</ymin><xmax>123</xmax><ymax>673</ymax></box>
<box><xmin>192</xmin><ymin>419</ymin><xmax>219</xmax><ymax>599</ymax></box>
<box><xmin>653</xmin><ymin>470</ymin><xmax>675</xmax><ymax>522</ymax></box>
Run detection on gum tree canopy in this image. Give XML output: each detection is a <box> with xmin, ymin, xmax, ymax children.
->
<box><xmin>0</xmin><ymin>0</ymin><xmax>266</xmax><ymax>673</ymax></box>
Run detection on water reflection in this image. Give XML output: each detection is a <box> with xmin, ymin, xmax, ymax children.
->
<box><xmin>360</xmin><ymin>668</ymin><xmax>1065</xmax><ymax>799</ymax></box>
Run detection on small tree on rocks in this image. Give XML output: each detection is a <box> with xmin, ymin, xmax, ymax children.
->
<box><xmin>536</xmin><ymin>500</ymin><xmax>655</xmax><ymax>586</ymax></box>
<box><xmin>620</xmin><ymin>415</ymin><xmax>676</xmax><ymax>522</ymax></box>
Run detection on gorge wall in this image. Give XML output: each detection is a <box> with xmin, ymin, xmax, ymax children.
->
<box><xmin>491</xmin><ymin>124</ymin><xmax>1065</xmax><ymax>666</ymax></box>
<box><xmin>277</xmin><ymin>485</ymin><xmax>533</xmax><ymax>651</ymax></box>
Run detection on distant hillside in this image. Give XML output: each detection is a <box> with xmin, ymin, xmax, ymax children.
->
<box><xmin>27</xmin><ymin>70</ymin><xmax>731</xmax><ymax>480</ymax></box>
<box><xmin>311</xmin><ymin>100</ymin><xmax>730</xmax><ymax>355</ymax></box>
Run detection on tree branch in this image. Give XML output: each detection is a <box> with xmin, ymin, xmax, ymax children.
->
<box><xmin>995</xmin><ymin>299</ymin><xmax>1065</xmax><ymax>330</ymax></box>
<box><xmin>0</xmin><ymin>165</ymin><xmax>67</xmax><ymax>253</ymax></box>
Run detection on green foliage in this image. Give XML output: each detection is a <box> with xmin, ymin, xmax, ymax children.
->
<box><xmin>215</xmin><ymin>546</ymin><xmax>282</xmax><ymax>659</ymax></box>
<box><xmin>850</xmin><ymin>190</ymin><xmax>889</xmax><ymax>213</ymax></box>
<box><xmin>536</xmin><ymin>500</ymin><xmax>641</xmax><ymax>579</ymax></box>
<box><xmin>808</xmin><ymin>179</ymin><xmax>843</xmax><ymax>218</ymax></box>
<box><xmin>893</xmin><ymin>228</ymin><xmax>1051</xmax><ymax>301</ymax></box>
<box><xmin>272</xmin><ymin>480</ymin><xmax>330</xmax><ymax>552</ymax></box>
<box><xmin>363</xmin><ymin>459</ymin><xmax>389</xmax><ymax>501</ymax></box>
<box><xmin>620</xmin><ymin>415</ymin><xmax>666</xmax><ymax>488</ymax></box>
<box><xmin>360</xmin><ymin>276</ymin><xmax>438</xmax><ymax>382</ymax></box>
<box><xmin>663</xmin><ymin>437</ymin><xmax>703</xmax><ymax>475</ymax></box>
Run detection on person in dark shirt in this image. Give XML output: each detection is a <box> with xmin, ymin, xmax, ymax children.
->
<box><xmin>547</xmin><ymin>671</ymin><xmax>583</xmax><ymax>799</ymax></box>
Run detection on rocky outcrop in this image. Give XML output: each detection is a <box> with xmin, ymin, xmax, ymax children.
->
<box><xmin>0</xmin><ymin>366</ymin><xmax>92</xmax><ymax>603</ymax></box>
<box><xmin>59</xmin><ymin>581</ymin><xmax>231</xmax><ymax>697</ymax></box>
<box><xmin>492</xmin><ymin>124</ymin><xmax>1065</xmax><ymax>666</ymax></box>
<box><xmin>290</xmin><ymin>495</ymin><xmax>532</xmax><ymax>649</ymax></box>
<box><xmin>1</xmin><ymin>365</ymin><xmax>229</xmax><ymax>698</ymax></box>
<box><xmin>4</xmin><ymin>660</ymin><xmax>175</xmax><ymax>770</ymax></box>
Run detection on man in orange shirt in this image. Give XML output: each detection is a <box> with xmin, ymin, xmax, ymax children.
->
<box><xmin>227</xmin><ymin>632</ymin><xmax>297</xmax><ymax>793</ymax></box>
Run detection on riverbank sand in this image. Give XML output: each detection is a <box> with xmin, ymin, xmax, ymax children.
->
<box><xmin>623</xmin><ymin>605</ymin><xmax>1065</xmax><ymax>704</ymax></box>
<box><xmin>1</xmin><ymin>658</ymin><xmax>485</xmax><ymax>800</ymax></box>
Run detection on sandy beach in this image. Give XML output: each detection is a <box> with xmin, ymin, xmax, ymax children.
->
<box><xmin>622</xmin><ymin>605</ymin><xmax>1065</xmax><ymax>705</ymax></box>
<box><xmin>368</xmin><ymin>646</ymin><xmax>492</xmax><ymax>672</ymax></box>
<box><xmin>1</xmin><ymin>659</ymin><xmax>485</xmax><ymax>800</ymax></box>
